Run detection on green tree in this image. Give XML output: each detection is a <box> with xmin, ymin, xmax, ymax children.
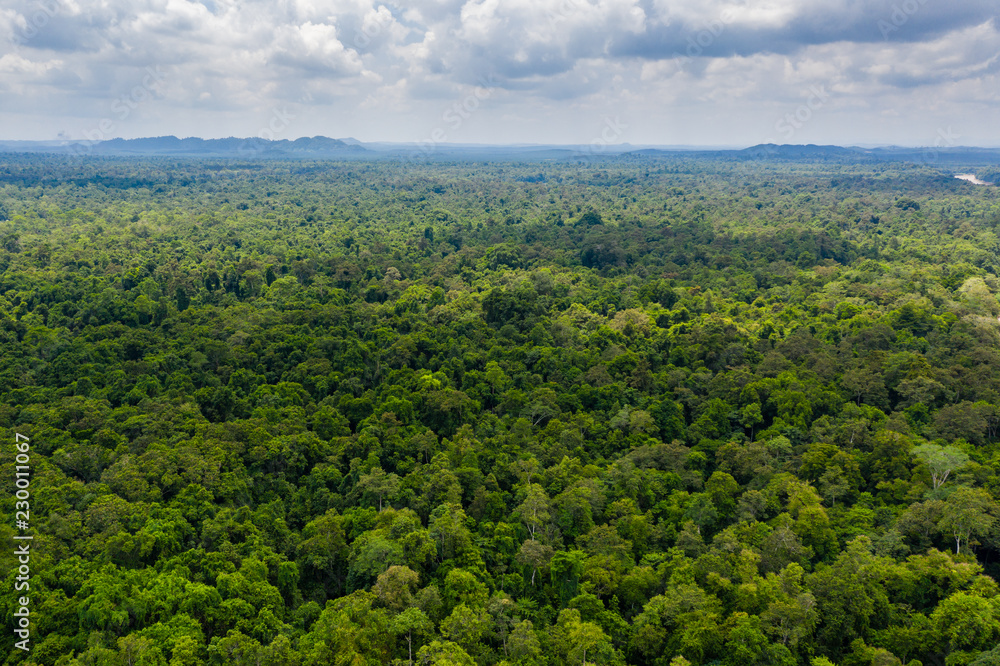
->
<box><xmin>931</xmin><ymin>592</ymin><xmax>1000</xmax><ymax>655</ymax></box>
<box><xmin>507</xmin><ymin>620</ymin><xmax>543</xmax><ymax>664</ymax></box>
<box><xmin>356</xmin><ymin>465</ymin><xmax>401</xmax><ymax>511</ymax></box>
<box><xmin>440</xmin><ymin>603</ymin><xmax>490</xmax><ymax>655</ymax></box>
<box><xmin>517</xmin><ymin>539</ymin><xmax>555</xmax><ymax>587</ymax></box>
<box><xmin>513</xmin><ymin>484</ymin><xmax>552</xmax><ymax>540</ymax></box>
<box><xmin>417</xmin><ymin>640</ymin><xmax>476</xmax><ymax>666</ymax></box>
<box><xmin>913</xmin><ymin>443</ymin><xmax>970</xmax><ymax>491</ymax></box>
<box><xmin>393</xmin><ymin>607</ymin><xmax>435</xmax><ymax>666</ymax></box>
<box><xmin>937</xmin><ymin>486</ymin><xmax>998</xmax><ymax>554</ymax></box>
<box><xmin>374</xmin><ymin>565</ymin><xmax>420</xmax><ymax>612</ymax></box>
<box><xmin>551</xmin><ymin>550</ymin><xmax>587</xmax><ymax>607</ymax></box>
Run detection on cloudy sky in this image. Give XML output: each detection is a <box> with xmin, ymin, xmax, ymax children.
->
<box><xmin>1</xmin><ymin>0</ymin><xmax>998</xmax><ymax>146</ymax></box>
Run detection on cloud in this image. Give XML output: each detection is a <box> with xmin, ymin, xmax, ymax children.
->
<box><xmin>0</xmin><ymin>0</ymin><xmax>998</xmax><ymax>144</ymax></box>
<box><xmin>613</xmin><ymin>0</ymin><xmax>1000</xmax><ymax>60</ymax></box>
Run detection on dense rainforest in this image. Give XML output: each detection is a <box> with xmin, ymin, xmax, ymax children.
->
<box><xmin>2</xmin><ymin>152</ymin><xmax>1000</xmax><ymax>666</ymax></box>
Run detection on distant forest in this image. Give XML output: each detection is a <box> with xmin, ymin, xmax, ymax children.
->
<box><xmin>2</xmin><ymin>153</ymin><xmax>1000</xmax><ymax>665</ymax></box>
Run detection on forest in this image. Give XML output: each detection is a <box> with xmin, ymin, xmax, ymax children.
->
<box><xmin>1</xmin><ymin>151</ymin><xmax>1000</xmax><ymax>666</ymax></box>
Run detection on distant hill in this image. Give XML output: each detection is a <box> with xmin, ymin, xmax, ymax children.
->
<box><xmin>2</xmin><ymin>137</ymin><xmax>1000</xmax><ymax>168</ymax></box>
<box><xmin>0</xmin><ymin>135</ymin><xmax>369</xmax><ymax>157</ymax></box>
<box><xmin>737</xmin><ymin>143</ymin><xmax>861</xmax><ymax>159</ymax></box>
<box><xmin>733</xmin><ymin>143</ymin><xmax>1000</xmax><ymax>166</ymax></box>
<box><xmin>86</xmin><ymin>135</ymin><xmax>368</xmax><ymax>156</ymax></box>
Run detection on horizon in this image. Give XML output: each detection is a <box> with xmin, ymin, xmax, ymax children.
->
<box><xmin>5</xmin><ymin>136</ymin><xmax>1000</xmax><ymax>152</ymax></box>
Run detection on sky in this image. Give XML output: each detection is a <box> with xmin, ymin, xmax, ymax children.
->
<box><xmin>1</xmin><ymin>0</ymin><xmax>998</xmax><ymax>147</ymax></box>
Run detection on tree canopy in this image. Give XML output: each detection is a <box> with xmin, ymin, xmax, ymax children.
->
<box><xmin>1</xmin><ymin>152</ymin><xmax>1000</xmax><ymax>665</ymax></box>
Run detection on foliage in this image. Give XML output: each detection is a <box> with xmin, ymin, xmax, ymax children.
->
<box><xmin>2</xmin><ymin>153</ymin><xmax>1000</xmax><ymax>665</ymax></box>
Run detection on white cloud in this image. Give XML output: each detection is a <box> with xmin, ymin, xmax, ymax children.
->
<box><xmin>0</xmin><ymin>0</ymin><xmax>997</xmax><ymax>144</ymax></box>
